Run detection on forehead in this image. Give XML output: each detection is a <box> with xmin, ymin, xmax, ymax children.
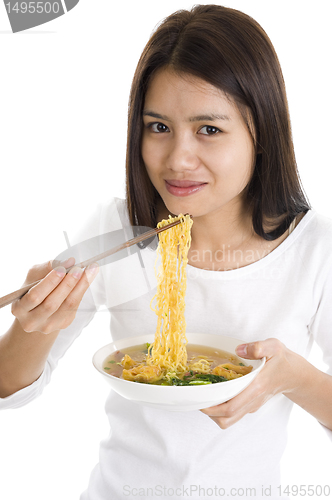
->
<box><xmin>144</xmin><ymin>68</ymin><xmax>237</xmax><ymax>118</ymax></box>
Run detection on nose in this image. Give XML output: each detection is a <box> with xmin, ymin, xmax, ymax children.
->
<box><xmin>165</xmin><ymin>134</ymin><xmax>200</xmax><ymax>173</ymax></box>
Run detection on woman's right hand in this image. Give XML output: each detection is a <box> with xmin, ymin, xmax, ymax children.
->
<box><xmin>11</xmin><ymin>259</ymin><xmax>99</xmax><ymax>335</ymax></box>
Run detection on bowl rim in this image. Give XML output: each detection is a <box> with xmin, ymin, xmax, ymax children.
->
<box><xmin>92</xmin><ymin>333</ymin><xmax>266</xmax><ymax>389</ymax></box>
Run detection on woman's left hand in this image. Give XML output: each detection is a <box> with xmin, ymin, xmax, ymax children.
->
<box><xmin>200</xmin><ymin>338</ymin><xmax>302</xmax><ymax>429</ymax></box>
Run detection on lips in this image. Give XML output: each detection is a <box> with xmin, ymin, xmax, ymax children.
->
<box><xmin>165</xmin><ymin>179</ymin><xmax>207</xmax><ymax>197</ymax></box>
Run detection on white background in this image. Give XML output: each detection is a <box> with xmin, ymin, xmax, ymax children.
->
<box><xmin>0</xmin><ymin>0</ymin><xmax>331</xmax><ymax>498</ymax></box>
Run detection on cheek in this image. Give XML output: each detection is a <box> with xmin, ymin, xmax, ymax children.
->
<box><xmin>141</xmin><ymin>138</ymin><xmax>161</xmax><ymax>177</ymax></box>
<box><xmin>239</xmin><ymin>141</ymin><xmax>256</xmax><ymax>183</ymax></box>
<box><xmin>214</xmin><ymin>139</ymin><xmax>254</xmax><ymax>184</ymax></box>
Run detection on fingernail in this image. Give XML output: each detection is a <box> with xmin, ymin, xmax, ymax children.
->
<box><xmin>55</xmin><ymin>266</ymin><xmax>66</xmax><ymax>278</ymax></box>
<box><xmin>62</xmin><ymin>256</ymin><xmax>75</xmax><ymax>268</ymax></box>
<box><xmin>86</xmin><ymin>263</ymin><xmax>99</xmax><ymax>276</ymax></box>
<box><xmin>68</xmin><ymin>266</ymin><xmax>83</xmax><ymax>279</ymax></box>
<box><xmin>235</xmin><ymin>344</ymin><xmax>247</xmax><ymax>356</ymax></box>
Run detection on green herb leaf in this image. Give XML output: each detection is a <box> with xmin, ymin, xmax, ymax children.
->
<box><xmin>189</xmin><ymin>380</ymin><xmax>212</xmax><ymax>385</ymax></box>
<box><xmin>166</xmin><ymin>373</ymin><xmax>229</xmax><ymax>386</ymax></box>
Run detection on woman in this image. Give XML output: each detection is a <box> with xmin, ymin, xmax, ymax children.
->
<box><xmin>1</xmin><ymin>5</ymin><xmax>331</xmax><ymax>499</ymax></box>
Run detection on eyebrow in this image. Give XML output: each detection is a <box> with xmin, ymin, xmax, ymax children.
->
<box><xmin>142</xmin><ymin>111</ymin><xmax>230</xmax><ymax>122</ymax></box>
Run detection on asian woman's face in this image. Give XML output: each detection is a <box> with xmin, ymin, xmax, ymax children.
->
<box><xmin>141</xmin><ymin>68</ymin><xmax>256</xmax><ymax>220</ymax></box>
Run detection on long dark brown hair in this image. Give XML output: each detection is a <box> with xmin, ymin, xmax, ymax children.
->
<box><xmin>125</xmin><ymin>4</ymin><xmax>310</xmax><ymax>240</ymax></box>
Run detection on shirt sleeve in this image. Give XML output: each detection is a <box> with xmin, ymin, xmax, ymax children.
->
<box><xmin>0</xmin><ymin>199</ymin><xmax>118</xmax><ymax>410</ymax></box>
<box><xmin>0</xmin><ymin>290</ymin><xmax>97</xmax><ymax>410</ymax></box>
<box><xmin>308</xmin><ymin>259</ymin><xmax>332</xmax><ymax>440</ymax></box>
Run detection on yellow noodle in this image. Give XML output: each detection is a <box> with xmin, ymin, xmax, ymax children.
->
<box><xmin>188</xmin><ymin>359</ymin><xmax>212</xmax><ymax>373</ymax></box>
<box><xmin>119</xmin><ymin>215</ymin><xmax>253</xmax><ymax>383</ymax></box>
<box><xmin>147</xmin><ymin>213</ymin><xmax>193</xmax><ymax>373</ymax></box>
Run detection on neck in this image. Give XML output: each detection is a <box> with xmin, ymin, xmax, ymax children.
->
<box><xmin>188</xmin><ymin>199</ymin><xmax>274</xmax><ymax>271</ymax></box>
<box><xmin>156</xmin><ymin>197</ymin><xmax>289</xmax><ymax>271</ymax></box>
<box><xmin>191</xmin><ymin>204</ymin><xmax>253</xmax><ymax>252</ymax></box>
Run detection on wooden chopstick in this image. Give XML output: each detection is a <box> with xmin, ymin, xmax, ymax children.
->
<box><xmin>0</xmin><ymin>218</ymin><xmax>185</xmax><ymax>310</ymax></box>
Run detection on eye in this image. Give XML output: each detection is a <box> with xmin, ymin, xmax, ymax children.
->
<box><xmin>148</xmin><ymin>122</ymin><xmax>170</xmax><ymax>133</ymax></box>
<box><xmin>198</xmin><ymin>125</ymin><xmax>221</xmax><ymax>136</ymax></box>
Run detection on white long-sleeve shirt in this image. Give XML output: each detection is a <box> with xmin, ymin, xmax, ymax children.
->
<box><xmin>1</xmin><ymin>198</ymin><xmax>332</xmax><ymax>500</ymax></box>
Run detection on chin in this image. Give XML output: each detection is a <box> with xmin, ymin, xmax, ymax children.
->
<box><xmin>162</xmin><ymin>199</ymin><xmax>192</xmax><ymax>217</ymax></box>
<box><xmin>162</xmin><ymin>198</ymin><xmax>228</xmax><ymax>221</ymax></box>
<box><xmin>162</xmin><ymin>194</ymin><xmax>202</xmax><ymax>214</ymax></box>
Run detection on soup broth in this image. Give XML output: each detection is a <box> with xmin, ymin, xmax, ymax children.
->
<box><xmin>103</xmin><ymin>343</ymin><xmax>252</xmax><ymax>386</ymax></box>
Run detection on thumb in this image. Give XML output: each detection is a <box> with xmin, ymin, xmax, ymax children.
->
<box><xmin>235</xmin><ymin>338</ymin><xmax>281</xmax><ymax>360</ymax></box>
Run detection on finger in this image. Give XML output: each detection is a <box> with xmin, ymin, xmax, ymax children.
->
<box><xmin>51</xmin><ymin>256</ymin><xmax>75</xmax><ymax>269</ymax></box>
<box><xmin>22</xmin><ymin>263</ymin><xmax>98</xmax><ymax>326</ymax></box>
<box><xmin>57</xmin><ymin>263</ymin><xmax>99</xmax><ymax>314</ymax></box>
<box><xmin>200</xmin><ymin>400</ymin><xmax>230</xmax><ymax>416</ymax></box>
<box><xmin>208</xmin><ymin>411</ymin><xmax>247</xmax><ymax>429</ymax></box>
<box><xmin>32</xmin><ymin>266</ymin><xmax>86</xmax><ymax>317</ymax></box>
<box><xmin>201</xmin><ymin>400</ymin><xmax>248</xmax><ymax>429</ymax></box>
<box><xmin>19</xmin><ymin>266</ymin><xmax>67</xmax><ymax>312</ymax></box>
<box><xmin>25</xmin><ymin>258</ymin><xmax>75</xmax><ymax>286</ymax></box>
<box><xmin>201</xmin><ymin>372</ymin><xmax>267</xmax><ymax>417</ymax></box>
<box><xmin>235</xmin><ymin>338</ymin><xmax>283</xmax><ymax>360</ymax></box>
<box><xmin>25</xmin><ymin>260</ymin><xmax>54</xmax><ymax>284</ymax></box>
<box><xmin>48</xmin><ymin>264</ymin><xmax>99</xmax><ymax>325</ymax></box>
<box><xmin>84</xmin><ymin>263</ymin><xmax>99</xmax><ymax>285</ymax></box>
<box><xmin>16</xmin><ymin>264</ymin><xmax>98</xmax><ymax>334</ymax></box>
<box><xmin>200</xmin><ymin>397</ymin><xmax>245</xmax><ymax>418</ymax></box>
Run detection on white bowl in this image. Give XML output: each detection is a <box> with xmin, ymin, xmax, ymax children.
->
<box><xmin>92</xmin><ymin>333</ymin><xmax>265</xmax><ymax>412</ymax></box>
